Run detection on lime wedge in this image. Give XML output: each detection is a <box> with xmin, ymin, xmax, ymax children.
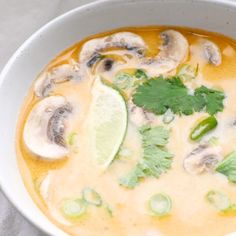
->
<box><xmin>88</xmin><ymin>77</ymin><xmax>128</xmax><ymax>168</ymax></box>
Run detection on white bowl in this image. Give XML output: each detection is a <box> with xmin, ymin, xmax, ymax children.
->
<box><xmin>1</xmin><ymin>0</ymin><xmax>236</xmax><ymax>235</ymax></box>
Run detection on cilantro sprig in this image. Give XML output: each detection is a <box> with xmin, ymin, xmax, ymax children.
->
<box><xmin>133</xmin><ymin>76</ymin><xmax>225</xmax><ymax>116</ymax></box>
<box><xmin>119</xmin><ymin>125</ymin><xmax>173</xmax><ymax>188</ymax></box>
<box><xmin>215</xmin><ymin>151</ymin><xmax>236</xmax><ymax>183</ymax></box>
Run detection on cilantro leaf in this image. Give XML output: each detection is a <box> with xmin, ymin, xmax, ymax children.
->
<box><xmin>119</xmin><ymin>125</ymin><xmax>173</xmax><ymax>188</ymax></box>
<box><xmin>141</xmin><ymin>145</ymin><xmax>173</xmax><ymax>177</ymax></box>
<box><xmin>119</xmin><ymin>164</ymin><xmax>145</xmax><ymax>188</ymax></box>
<box><xmin>133</xmin><ymin>77</ymin><xmax>198</xmax><ymax>115</ymax></box>
<box><xmin>194</xmin><ymin>86</ymin><xmax>225</xmax><ymax>115</ymax></box>
<box><xmin>135</xmin><ymin>69</ymin><xmax>148</xmax><ymax>80</ymax></box>
<box><xmin>140</xmin><ymin>125</ymin><xmax>169</xmax><ymax>147</ymax></box>
<box><xmin>215</xmin><ymin>152</ymin><xmax>236</xmax><ymax>183</ymax></box>
<box><xmin>133</xmin><ymin>76</ymin><xmax>224</xmax><ymax>116</ymax></box>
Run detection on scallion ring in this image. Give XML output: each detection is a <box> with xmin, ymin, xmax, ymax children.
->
<box><xmin>148</xmin><ymin>193</ymin><xmax>172</xmax><ymax>217</ymax></box>
<box><xmin>82</xmin><ymin>188</ymin><xmax>102</xmax><ymax>206</ymax></box>
<box><xmin>205</xmin><ymin>190</ymin><xmax>231</xmax><ymax>212</ymax></box>
<box><xmin>61</xmin><ymin>198</ymin><xmax>87</xmax><ymax>219</ymax></box>
<box><xmin>113</xmin><ymin>72</ymin><xmax>133</xmax><ymax>89</ymax></box>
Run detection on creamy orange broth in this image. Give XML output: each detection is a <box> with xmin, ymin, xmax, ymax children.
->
<box><xmin>16</xmin><ymin>26</ymin><xmax>236</xmax><ymax>236</ymax></box>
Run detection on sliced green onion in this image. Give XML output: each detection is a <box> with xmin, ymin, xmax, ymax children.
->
<box><xmin>163</xmin><ymin>109</ymin><xmax>175</xmax><ymax>124</ymax></box>
<box><xmin>135</xmin><ymin>69</ymin><xmax>148</xmax><ymax>80</ymax></box>
<box><xmin>148</xmin><ymin>193</ymin><xmax>172</xmax><ymax>217</ymax></box>
<box><xmin>177</xmin><ymin>63</ymin><xmax>199</xmax><ymax>81</ymax></box>
<box><xmin>82</xmin><ymin>188</ymin><xmax>102</xmax><ymax>206</ymax></box>
<box><xmin>195</xmin><ymin>63</ymin><xmax>199</xmax><ymax>76</ymax></box>
<box><xmin>67</xmin><ymin>132</ymin><xmax>78</xmax><ymax>146</ymax></box>
<box><xmin>61</xmin><ymin>198</ymin><xmax>87</xmax><ymax>219</ymax></box>
<box><xmin>104</xmin><ymin>202</ymin><xmax>113</xmax><ymax>217</ymax></box>
<box><xmin>113</xmin><ymin>72</ymin><xmax>133</xmax><ymax>89</ymax></box>
<box><xmin>205</xmin><ymin>190</ymin><xmax>231</xmax><ymax>211</ymax></box>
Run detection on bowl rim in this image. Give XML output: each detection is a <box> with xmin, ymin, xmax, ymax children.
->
<box><xmin>1</xmin><ymin>0</ymin><xmax>236</xmax><ymax>235</ymax></box>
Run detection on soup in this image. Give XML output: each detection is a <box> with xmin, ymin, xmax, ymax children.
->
<box><xmin>17</xmin><ymin>26</ymin><xmax>236</xmax><ymax>236</ymax></box>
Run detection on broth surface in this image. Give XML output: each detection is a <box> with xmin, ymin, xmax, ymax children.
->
<box><xmin>17</xmin><ymin>26</ymin><xmax>236</xmax><ymax>236</ymax></box>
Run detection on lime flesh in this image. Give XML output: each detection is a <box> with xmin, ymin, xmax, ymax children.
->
<box><xmin>88</xmin><ymin>77</ymin><xmax>128</xmax><ymax>168</ymax></box>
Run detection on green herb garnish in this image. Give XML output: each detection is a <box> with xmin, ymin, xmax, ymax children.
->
<box><xmin>82</xmin><ymin>188</ymin><xmax>102</xmax><ymax>206</ymax></box>
<box><xmin>113</xmin><ymin>72</ymin><xmax>134</xmax><ymax>89</ymax></box>
<box><xmin>135</xmin><ymin>69</ymin><xmax>148</xmax><ymax>80</ymax></box>
<box><xmin>61</xmin><ymin>188</ymin><xmax>113</xmax><ymax>219</ymax></box>
<box><xmin>133</xmin><ymin>76</ymin><xmax>225</xmax><ymax>116</ymax></box>
<box><xmin>205</xmin><ymin>190</ymin><xmax>236</xmax><ymax>214</ymax></box>
<box><xmin>148</xmin><ymin>193</ymin><xmax>172</xmax><ymax>217</ymax></box>
<box><xmin>195</xmin><ymin>86</ymin><xmax>225</xmax><ymax>115</ymax></box>
<box><xmin>104</xmin><ymin>202</ymin><xmax>113</xmax><ymax>217</ymax></box>
<box><xmin>119</xmin><ymin>125</ymin><xmax>173</xmax><ymax>188</ymax></box>
<box><xmin>61</xmin><ymin>198</ymin><xmax>87</xmax><ymax>219</ymax></box>
<box><xmin>177</xmin><ymin>63</ymin><xmax>199</xmax><ymax>81</ymax></box>
<box><xmin>215</xmin><ymin>151</ymin><xmax>236</xmax><ymax>183</ymax></box>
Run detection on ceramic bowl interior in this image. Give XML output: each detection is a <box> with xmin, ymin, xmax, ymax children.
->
<box><xmin>1</xmin><ymin>0</ymin><xmax>236</xmax><ymax>235</ymax></box>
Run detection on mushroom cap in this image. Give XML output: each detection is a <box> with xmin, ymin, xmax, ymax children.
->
<box><xmin>159</xmin><ymin>30</ymin><xmax>189</xmax><ymax>63</ymax></box>
<box><xmin>23</xmin><ymin>96</ymin><xmax>72</xmax><ymax>160</ymax></box>
<box><xmin>141</xmin><ymin>30</ymin><xmax>189</xmax><ymax>76</ymax></box>
<box><xmin>203</xmin><ymin>39</ymin><xmax>222</xmax><ymax>66</ymax></box>
<box><xmin>183</xmin><ymin>144</ymin><xmax>222</xmax><ymax>174</ymax></box>
<box><xmin>34</xmin><ymin>63</ymin><xmax>81</xmax><ymax>97</ymax></box>
<box><xmin>79</xmin><ymin>32</ymin><xmax>147</xmax><ymax>64</ymax></box>
<box><xmin>128</xmin><ymin>101</ymin><xmax>157</xmax><ymax>126</ymax></box>
<box><xmin>190</xmin><ymin>39</ymin><xmax>222</xmax><ymax>66</ymax></box>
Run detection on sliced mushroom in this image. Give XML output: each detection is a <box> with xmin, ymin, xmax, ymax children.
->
<box><xmin>191</xmin><ymin>39</ymin><xmax>222</xmax><ymax>66</ymax></box>
<box><xmin>129</xmin><ymin>101</ymin><xmax>156</xmax><ymax>126</ymax></box>
<box><xmin>141</xmin><ymin>30</ymin><xmax>189</xmax><ymax>76</ymax></box>
<box><xmin>23</xmin><ymin>96</ymin><xmax>72</xmax><ymax>160</ymax></box>
<box><xmin>183</xmin><ymin>144</ymin><xmax>222</xmax><ymax>174</ymax></box>
<box><xmin>34</xmin><ymin>63</ymin><xmax>81</xmax><ymax>97</ymax></box>
<box><xmin>79</xmin><ymin>32</ymin><xmax>147</xmax><ymax>66</ymax></box>
<box><xmin>202</xmin><ymin>39</ymin><xmax>222</xmax><ymax>66</ymax></box>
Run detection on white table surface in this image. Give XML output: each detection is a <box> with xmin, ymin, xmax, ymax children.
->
<box><xmin>0</xmin><ymin>1</ymin><xmax>94</xmax><ymax>235</ymax></box>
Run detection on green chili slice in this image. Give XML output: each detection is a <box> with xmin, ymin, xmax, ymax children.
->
<box><xmin>190</xmin><ymin>116</ymin><xmax>217</xmax><ymax>141</ymax></box>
